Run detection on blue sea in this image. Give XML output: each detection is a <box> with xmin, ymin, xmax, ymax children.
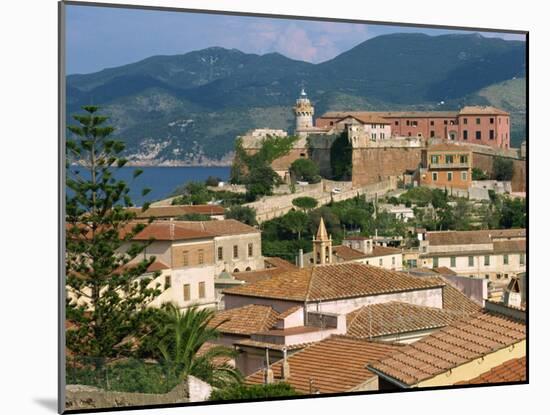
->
<box><xmin>67</xmin><ymin>166</ymin><xmax>231</xmax><ymax>206</ymax></box>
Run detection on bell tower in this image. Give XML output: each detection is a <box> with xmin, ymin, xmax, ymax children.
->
<box><xmin>312</xmin><ymin>217</ymin><xmax>332</xmax><ymax>265</ymax></box>
<box><xmin>293</xmin><ymin>88</ymin><xmax>314</xmax><ymax>133</ymax></box>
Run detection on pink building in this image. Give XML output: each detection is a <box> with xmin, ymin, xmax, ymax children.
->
<box><xmin>316</xmin><ymin>106</ymin><xmax>511</xmax><ymax>149</ymax></box>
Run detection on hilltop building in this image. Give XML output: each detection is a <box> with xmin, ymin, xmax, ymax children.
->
<box><xmin>316</xmin><ymin>106</ymin><xmax>511</xmax><ymax>148</ymax></box>
<box><xmin>235</xmin><ymin>89</ymin><xmax>525</xmax><ymax>191</ymax></box>
<box><xmin>418</xmin><ymin>143</ymin><xmax>473</xmax><ymax>191</ymax></box>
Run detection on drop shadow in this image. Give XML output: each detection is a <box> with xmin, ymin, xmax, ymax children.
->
<box><xmin>34</xmin><ymin>398</ymin><xmax>58</xmax><ymax>413</ymax></box>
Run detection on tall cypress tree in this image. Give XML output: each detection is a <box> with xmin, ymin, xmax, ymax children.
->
<box><xmin>65</xmin><ymin>106</ymin><xmax>160</xmax><ymax>363</ymax></box>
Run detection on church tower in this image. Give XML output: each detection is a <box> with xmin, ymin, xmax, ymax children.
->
<box><xmin>293</xmin><ymin>88</ymin><xmax>314</xmax><ymax>133</ymax></box>
<box><xmin>313</xmin><ymin>217</ymin><xmax>332</xmax><ymax>265</ymax></box>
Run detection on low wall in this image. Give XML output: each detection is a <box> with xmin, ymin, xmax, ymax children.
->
<box><xmin>246</xmin><ymin>179</ymin><xmax>396</xmax><ymax>222</ymax></box>
<box><xmin>65</xmin><ymin>378</ymin><xmax>189</xmax><ymax>411</ymax></box>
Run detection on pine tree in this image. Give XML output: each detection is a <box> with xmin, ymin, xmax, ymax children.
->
<box><xmin>65</xmin><ymin>106</ymin><xmax>161</xmax><ymax>364</ymax></box>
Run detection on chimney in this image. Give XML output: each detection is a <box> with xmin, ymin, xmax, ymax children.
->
<box><xmin>298</xmin><ymin>249</ymin><xmax>304</xmax><ymax>269</ymax></box>
<box><xmin>264</xmin><ymin>348</ymin><xmax>274</xmax><ymax>384</ymax></box>
<box><xmin>282</xmin><ymin>347</ymin><xmax>291</xmax><ymax>380</ymax></box>
<box><xmin>169</xmin><ymin>219</ymin><xmax>175</xmax><ymax>240</ymax></box>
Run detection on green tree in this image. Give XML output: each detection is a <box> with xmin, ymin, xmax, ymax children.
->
<box><xmin>450</xmin><ymin>199</ymin><xmax>472</xmax><ymax>230</ymax></box>
<box><xmin>150</xmin><ymin>304</ymin><xmax>242</xmax><ymax>388</ymax></box>
<box><xmin>499</xmin><ymin>197</ymin><xmax>526</xmax><ymax>228</ymax></box>
<box><xmin>330</xmin><ymin>132</ymin><xmax>352</xmax><ymax>180</ymax></box>
<box><xmin>281</xmin><ymin>210</ymin><xmax>309</xmax><ymax>240</ymax></box>
<box><xmin>245</xmin><ymin>164</ymin><xmax>281</xmax><ymax>201</ymax></box>
<box><xmin>472</xmin><ymin>167</ymin><xmax>489</xmax><ymax>180</ymax></box>
<box><xmin>65</xmin><ymin>105</ymin><xmax>161</xmax><ymax>363</ymax></box>
<box><xmin>431</xmin><ymin>189</ymin><xmax>448</xmax><ymax>209</ymax></box>
<box><xmin>232</xmin><ymin>135</ymin><xmax>299</xmax><ymax>198</ymax></box>
<box><xmin>493</xmin><ymin>157</ymin><xmax>514</xmax><ymax>181</ymax></box>
<box><xmin>209</xmin><ymin>383</ymin><xmax>300</xmax><ymax>401</ymax></box>
<box><xmin>226</xmin><ymin>206</ymin><xmax>257</xmax><ymax>226</ymax></box>
<box><xmin>171</xmin><ymin>181</ymin><xmax>211</xmax><ymax>205</ymax></box>
<box><xmin>292</xmin><ymin>196</ymin><xmax>318</xmax><ymax>212</ymax></box>
<box><xmin>289</xmin><ymin>158</ymin><xmax>321</xmax><ymax>183</ymax></box>
<box><xmin>205</xmin><ymin>176</ymin><xmax>221</xmax><ymax>187</ymax></box>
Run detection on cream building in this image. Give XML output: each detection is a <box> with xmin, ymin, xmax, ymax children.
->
<box><xmin>418</xmin><ymin>229</ymin><xmax>526</xmax><ymax>285</ymax></box>
<box><xmin>175</xmin><ymin>220</ymin><xmax>263</xmax><ymax>274</ymax></box>
<box><xmin>67</xmin><ymin>219</ymin><xmax>263</xmax><ymax>311</ymax></box>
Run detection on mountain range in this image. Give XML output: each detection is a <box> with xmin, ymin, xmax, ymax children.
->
<box><xmin>66</xmin><ymin>32</ymin><xmax>527</xmax><ymax>165</ymax></box>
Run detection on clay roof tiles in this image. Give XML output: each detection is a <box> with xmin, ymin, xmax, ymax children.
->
<box><xmin>176</xmin><ymin>219</ymin><xmax>259</xmax><ymax>236</ymax></box>
<box><xmin>346</xmin><ymin>301</ymin><xmax>469</xmax><ymax>339</ymax></box>
<box><xmin>245</xmin><ymin>335</ymin><xmax>403</xmax><ymax>394</ymax></box>
<box><xmin>223</xmin><ymin>263</ymin><xmax>443</xmax><ymax>302</ymax></box>
<box><xmin>455</xmin><ymin>356</ymin><xmax>526</xmax><ymax>385</ymax></box>
<box><xmin>208</xmin><ymin>304</ymin><xmax>280</xmax><ymax>336</ymax></box>
<box><xmin>128</xmin><ymin>222</ymin><xmax>215</xmax><ymax>241</ymax></box>
<box><xmin>426</xmin><ymin>229</ymin><xmax>525</xmax><ymax>246</ymax></box>
<box><xmin>368</xmin><ymin>312</ymin><xmax>525</xmax><ymax>386</ymax></box>
<box><xmin>459</xmin><ymin>106</ymin><xmax>509</xmax><ymax>115</ymax></box>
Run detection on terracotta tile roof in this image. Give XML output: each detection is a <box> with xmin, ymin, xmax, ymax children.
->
<box><xmin>246</xmin><ymin>335</ymin><xmax>403</xmax><ymax>393</ymax></box>
<box><xmin>127</xmin><ymin>205</ymin><xmax>225</xmax><ymax>218</ymax></box>
<box><xmin>426</xmin><ymin>229</ymin><xmax>525</xmax><ymax>246</ymax></box>
<box><xmin>493</xmin><ymin>240</ymin><xmax>526</xmax><ymax>253</ymax></box>
<box><xmin>232</xmin><ymin>268</ymin><xmax>289</xmax><ymax>285</ymax></box>
<box><xmin>197</xmin><ymin>342</ymin><xmax>234</xmax><ymax>367</ymax></box>
<box><xmin>208</xmin><ymin>304</ymin><xmax>280</xmax><ymax>336</ymax></box>
<box><xmin>128</xmin><ymin>222</ymin><xmax>215</xmax><ymax>241</ymax></box>
<box><xmin>432</xmin><ymin>267</ymin><xmax>457</xmax><ymax>275</ymax></box>
<box><xmin>321</xmin><ymin>111</ymin><xmax>459</xmax><ymax>119</ymax></box>
<box><xmin>369</xmin><ymin>245</ymin><xmax>402</xmax><ymax>257</ymax></box>
<box><xmin>264</xmin><ymin>257</ymin><xmax>297</xmax><ymax>270</ymax></box>
<box><xmin>459</xmin><ymin>106</ymin><xmax>509</xmax><ymax>116</ymax></box>
<box><xmin>333</xmin><ymin>245</ymin><xmax>402</xmax><ymax>261</ymax></box>
<box><xmin>176</xmin><ymin>219</ymin><xmax>259</xmax><ymax>236</ymax></box>
<box><xmin>455</xmin><ymin>356</ymin><xmax>526</xmax><ymax>385</ymax></box>
<box><xmin>336</xmin><ymin>114</ymin><xmax>391</xmax><ymax>125</ymax></box>
<box><xmin>333</xmin><ymin>245</ymin><xmax>369</xmax><ymax>260</ymax></box>
<box><xmin>277</xmin><ymin>305</ymin><xmax>303</xmax><ymax>320</ymax></box>
<box><xmin>368</xmin><ymin>312</ymin><xmax>526</xmax><ymax>386</ymax></box>
<box><xmin>346</xmin><ymin>302</ymin><xmax>466</xmax><ymax>339</ymax></box>
<box><xmin>146</xmin><ymin>261</ymin><xmax>170</xmax><ymax>272</ymax></box>
<box><xmin>425</xmin><ymin>276</ymin><xmax>481</xmax><ymax>314</ymax></box>
<box><xmin>223</xmin><ymin>263</ymin><xmax>443</xmax><ymax>302</ymax></box>
<box><xmin>489</xmin><ymin>229</ymin><xmax>526</xmax><ymax>239</ymax></box>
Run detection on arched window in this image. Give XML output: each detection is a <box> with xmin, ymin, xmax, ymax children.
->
<box><xmin>233</xmin><ymin>268</ymin><xmax>240</xmax><ymax>273</ymax></box>
<box><xmin>245</xmin><ymin>267</ymin><xmax>251</xmax><ymax>271</ymax></box>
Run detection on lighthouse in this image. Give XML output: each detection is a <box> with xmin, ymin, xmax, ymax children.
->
<box><xmin>293</xmin><ymin>88</ymin><xmax>314</xmax><ymax>134</ymax></box>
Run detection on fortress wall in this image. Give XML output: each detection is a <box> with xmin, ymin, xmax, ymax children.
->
<box><xmin>472</xmin><ymin>152</ymin><xmax>526</xmax><ymax>192</ymax></box>
<box><xmin>351</xmin><ymin>147</ymin><xmax>423</xmax><ymax>187</ymax></box>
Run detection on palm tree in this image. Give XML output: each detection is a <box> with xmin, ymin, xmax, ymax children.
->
<box><xmin>152</xmin><ymin>303</ymin><xmax>242</xmax><ymax>389</ymax></box>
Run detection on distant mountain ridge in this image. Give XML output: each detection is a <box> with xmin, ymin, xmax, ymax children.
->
<box><xmin>67</xmin><ymin>33</ymin><xmax>526</xmax><ymax>164</ymax></box>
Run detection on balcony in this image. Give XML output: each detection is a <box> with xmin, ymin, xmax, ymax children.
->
<box><xmin>429</xmin><ymin>162</ymin><xmax>469</xmax><ymax>169</ymax></box>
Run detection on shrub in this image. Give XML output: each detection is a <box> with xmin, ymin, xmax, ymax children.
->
<box><xmin>209</xmin><ymin>383</ymin><xmax>300</xmax><ymax>401</ymax></box>
<box><xmin>289</xmin><ymin>158</ymin><xmax>321</xmax><ymax>183</ymax></box>
<box><xmin>492</xmin><ymin>157</ymin><xmax>514</xmax><ymax>181</ymax></box>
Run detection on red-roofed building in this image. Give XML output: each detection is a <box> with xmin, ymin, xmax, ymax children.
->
<box><xmin>316</xmin><ymin>105</ymin><xmax>510</xmax><ymax>149</ymax></box>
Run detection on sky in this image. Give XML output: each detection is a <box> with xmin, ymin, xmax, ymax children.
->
<box><xmin>66</xmin><ymin>4</ymin><xmax>526</xmax><ymax>75</ymax></box>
